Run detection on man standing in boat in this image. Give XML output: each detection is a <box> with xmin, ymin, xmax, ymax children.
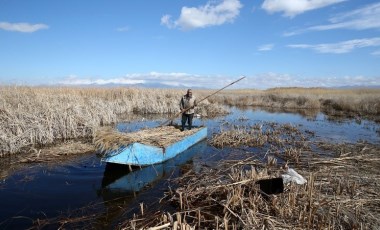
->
<box><xmin>180</xmin><ymin>89</ymin><xmax>197</xmax><ymax>131</ymax></box>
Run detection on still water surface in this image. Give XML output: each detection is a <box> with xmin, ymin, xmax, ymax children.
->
<box><xmin>0</xmin><ymin>107</ymin><xmax>379</xmax><ymax>229</ymax></box>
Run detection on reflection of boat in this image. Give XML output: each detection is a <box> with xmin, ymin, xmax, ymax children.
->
<box><xmin>96</xmin><ymin>141</ymin><xmax>207</xmax><ymax>227</ymax></box>
<box><xmin>101</xmin><ymin>140</ymin><xmax>207</xmax><ymax>193</ymax></box>
<box><xmin>101</xmin><ymin>126</ymin><xmax>207</xmax><ymax>166</ymax></box>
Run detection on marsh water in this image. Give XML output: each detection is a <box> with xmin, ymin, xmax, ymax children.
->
<box><xmin>0</xmin><ymin>107</ymin><xmax>379</xmax><ymax>229</ymax></box>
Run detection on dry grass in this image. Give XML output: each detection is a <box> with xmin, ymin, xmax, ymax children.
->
<box><xmin>0</xmin><ymin>140</ymin><xmax>95</xmax><ymax>180</ymax></box>
<box><xmin>1</xmin><ymin>85</ymin><xmax>378</xmax><ymax>157</ymax></box>
<box><xmin>209</xmin><ymin>87</ymin><xmax>380</xmax><ymax>117</ymax></box>
<box><xmin>209</xmin><ymin>122</ymin><xmax>311</xmax><ymax>166</ymax></box>
<box><xmin>17</xmin><ymin>140</ymin><xmax>95</xmax><ymax>163</ymax></box>
<box><xmin>23</xmin><ymin>121</ymin><xmax>380</xmax><ymax>229</ymax></box>
<box><xmin>94</xmin><ymin>126</ymin><xmax>201</xmax><ymax>153</ymax></box>
<box><xmin>0</xmin><ymin>86</ymin><xmax>228</xmax><ymax>156</ymax></box>
<box><xmin>120</xmin><ymin>127</ymin><xmax>380</xmax><ymax>229</ymax></box>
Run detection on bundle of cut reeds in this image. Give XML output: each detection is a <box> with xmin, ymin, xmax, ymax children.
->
<box><xmin>94</xmin><ymin>126</ymin><xmax>201</xmax><ymax>153</ymax></box>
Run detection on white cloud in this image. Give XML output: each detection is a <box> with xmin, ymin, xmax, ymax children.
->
<box><xmin>288</xmin><ymin>37</ymin><xmax>380</xmax><ymax>54</ymax></box>
<box><xmin>116</xmin><ymin>26</ymin><xmax>130</xmax><ymax>32</ymax></box>
<box><xmin>59</xmin><ymin>75</ymin><xmax>145</xmax><ymax>85</ymax></box>
<box><xmin>161</xmin><ymin>0</ymin><xmax>242</xmax><ymax>30</ymax></box>
<box><xmin>371</xmin><ymin>50</ymin><xmax>380</xmax><ymax>56</ymax></box>
<box><xmin>309</xmin><ymin>2</ymin><xmax>380</xmax><ymax>31</ymax></box>
<box><xmin>258</xmin><ymin>44</ymin><xmax>274</xmax><ymax>51</ymax></box>
<box><xmin>283</xmin><ymin>29</ymin><xmax>306</xmax><ymax>37</ymax></box>
<box><xmin>247</xmin><ymin>73</ymin><xmax>380</xmax><ymax>88</ymax></box>
<box><xmin>0</xmin><ymin>22</ymin><xmax>49</xmax><ymax>32</ymax></box>
<box><xmin>321</xmin><ymin>75</ymin><xmax>380</xmax><ymax>87</ymax></box>
<box><xmin>59</xmin><ymin>72</ymin><xmax>242</xmax><ymax>89</ymax></box>
<box><xmin>57</xmin><ymin>72</ymin><xmax>380</xmax><ymax>89</ymax></box>
<box><xmin>284</xmin><ymin>2</ymin><xmax>380</xmax><ymax>36</ymax></box>
<box><xmin>261</xmin><ymin>0</ymin><xmax>346</xmax><ymax>17</ymax></box>
<box><xmin>160</xmin><ymin>15</ymin><xmax>175</xmax><ymax>29</ymax></box>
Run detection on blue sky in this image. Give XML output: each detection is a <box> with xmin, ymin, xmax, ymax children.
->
<box><xmin>1</xmin><ymin>0</ymin><xmax>379</xmax><ymax>89</ymax></box>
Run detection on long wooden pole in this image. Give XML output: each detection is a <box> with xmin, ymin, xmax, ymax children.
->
<box><xmin>159</xmin><ymin>76</ymin><xmax>246</xmax><ymax>127</ymax></box>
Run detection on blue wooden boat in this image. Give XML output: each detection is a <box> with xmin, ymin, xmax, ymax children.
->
<box><xmin>101</xmin><ymin>140</ymin><xmax>207</xmax><ymax>193</ymax></box>
<box><xmin>101</xmin><ymin>126</ymin><xmax>207</xmax><ymax>166</ymax></box>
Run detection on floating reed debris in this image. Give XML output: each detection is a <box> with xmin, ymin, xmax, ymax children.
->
<box><xmin>209</xmin><ymin>126</ymin><xmax>268</xmax><ymax>148</ymax></box>
<box><xmin>0</xmin><ymin>140</ymin><xmax>95</xmax><ymax>180</ymax></box>
<box><xmin>210</xmin><ymin>122</ymin><xmax>309</xmax><ymax>150</ymax></box>
<box><xmin>94</xmin><ymin>126</ymin><xmax>201</xmax><ymax>153</ymax></box>
<box><xmin>17</xmin><ymin>140</ymin><xmax>96</xmax><ymax>164</ymax></box>
<box><xmin>118</xmin><ymin>138</ymin><xmax>380</xmax><ymax>229</ymax></box>
<box><xmin>24</xmin><ymin>124</ymin><xmax>380</xmax><ymax>229</ymax></box>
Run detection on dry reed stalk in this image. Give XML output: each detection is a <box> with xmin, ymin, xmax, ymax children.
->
<box><xmin>0</xmin><ymin>86</ymin><xmax>228</xmax><ymax>156</ymax></box>
<box><xmin>120</xmin><ymin>135</ymin><xmax>380</xmax><ymax>229</ymax></box>
<box><xmin>210</xmin><ymin>122</ymin><xmax>310</xmax><ymax>153</ymax></box>
<box><xmin>0</xmin><ymin>140</ymin><xmax>95</xmax><ymax>180</ymax></box>
<box><xmin>3</xmin><ymin>85</ymin><xmax>377</xmax><ymax>156</ymax></box>
<box><xmin>209</xmin><ymin>87</ymin><xmax>380</xmax><ymax>116</ymax></box>
<box><xmin>26</xmin><ymin>119</ymin><xmax>380</xmax><ymax>229</ymax></box>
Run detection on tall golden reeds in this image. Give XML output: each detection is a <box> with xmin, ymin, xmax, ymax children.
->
<box><xmin>1</xmin><ymin>85</ymin><xmax>379</xmax><ymax>156</ymax></box>
<box><xmin>210</xmin><ymin>87</ymin><xmax>380</xmax><ymax>116</ymax></box>
<box><xmin>0</xmin><ymin>86</ymin><xmax>227</xmax><ymax>156</ymax></box>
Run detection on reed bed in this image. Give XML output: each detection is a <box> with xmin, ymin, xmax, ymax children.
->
<box><xmin>209</xmin><ymin>87</ymin><xmax>380</xmax><ymax>117</ymax></box>
<box><xmin>119</xmin><ymin>126</ymin><xmax>380</xmax><ymax>229</ymax></box>
<box><xmin>18</xmin><ymin>140</ymin><xmax>95</xmax><ymax>163</ymax></box>
<box><xmin>94</xmin><ymin>126</ymin><xmax>201</xmax><ymax>154</ymax></box>
<box><xmin>2</xmin><ymin>85</ymin><xmax>378</xmax><ymax>156</ymax></box>
<box><xmin>0</xmin><ymin>140</ymin><xmax>95</xmax><ymax>180</ymax></box>
<box><xmin>210</xmin><ymin>122</ymin><xmax>310</xmax><ymax>164</ymax></box>
<box><xmin>25</xmin><ymin>122</ymin><xmax>380</xmax><ymax>229</ymax></box>
<box><xmin>0</xmin><ymin>86</ymin><xmax>228</xmax><ymax>156</ymax></box>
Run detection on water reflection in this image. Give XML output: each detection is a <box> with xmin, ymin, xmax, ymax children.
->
<box><xmin>115</xmin><ymin>106</ymin><xmax>380</xmax><ymax>145</ymax></box>
<box><xmin>1</xmin><ymin>106</ymin><xmax>379</xmax><ymax>229</ymax></box>
<box><xmin>200</xmin><ymin>107</ymin><xmax>380</xmax><ymax>145</ymax></box>
<box><xmin>100</xmin><ymin>140</ymin><xmax>206</xmax><ymax>194</ymax></box>
<box><xmin>96</xmin><ymin>140</ymin><xmax>207</xmax><ymax>225</ymax></box>
<box><xmin>236</xmin><ymin>106</ymin><xmax>320</xmax><ymax>120</ymax></box>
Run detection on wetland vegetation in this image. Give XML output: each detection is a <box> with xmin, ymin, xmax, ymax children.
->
<box><xmin>0</xmin><ymin>86</ymin><xmax>379</xmax><ymax>229</ymax></box>
<box><xmin>121</xmin><ymin>125</ymin><xmax>380</xmax><ymax>229</ymax></box>
<box><xmin>1</xmin><ymin>86</ymin><xmax>379</xmax><ymax>157</ymax></box>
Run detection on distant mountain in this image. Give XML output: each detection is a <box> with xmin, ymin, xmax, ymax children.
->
<box><xmin>267</xmin><ymin>85</ymin><xmax>380</xmax><ymax>90</ymax></box>
<box><xmin>56</xmin><ymin>82</ymin><xmax>208</xmax><ymax>89</ymax></box>
<box><xmin>133</xmin><ymin>82</ymin><xmax>188</xmax><ymax>89</ymax></box>
<box><xmin>332</xmin><ymin>85</ymin><xmax>380</xmax><ymax>89</ymax></box>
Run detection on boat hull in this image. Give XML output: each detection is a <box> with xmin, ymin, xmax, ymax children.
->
<box><xmin>101</xmin><ymin>127</ymin><xmax>207</xmax><ymax>166</ymax></box>
<box><xmin>101</xmin><ymin>140</ymin><xmax>207</xmax><ymax>193</ymax></box>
